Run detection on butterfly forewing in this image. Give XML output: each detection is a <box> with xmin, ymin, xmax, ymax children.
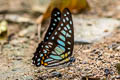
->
<box><xmin>44</xmin><ymin>8</ymin><xmax>61</xmax><ymax>42</ymax></box>
<box><xmin>43</xmin><ymin>8</ymin><xmax>74</xmax><ymax>67</ymax></box>
<box><xmin>32</xmin><ymin>8</ymin><xmax>74</xmax><ymax>67</ymax></box>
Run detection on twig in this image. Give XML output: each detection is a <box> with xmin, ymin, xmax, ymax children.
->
<box><xmin>37</xmin><ymin>24</ymin><xmax>41</xmax><ymax>42</ymax></box>
<box><xmin>0</xmin><ymin>43</ymin><xmax>3</xmax><ymax>54</ymax></box>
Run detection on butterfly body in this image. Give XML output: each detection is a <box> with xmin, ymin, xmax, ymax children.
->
<box><xmin>32</xmin><ymin>8</ymin><xmax>74</xmax><ymax>67</ymax></box>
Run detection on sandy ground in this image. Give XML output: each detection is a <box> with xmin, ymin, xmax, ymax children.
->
<box><xmin>0</xmin><ymin>0</ymin><xmax>120</xmax><ymax>80</ymax></box>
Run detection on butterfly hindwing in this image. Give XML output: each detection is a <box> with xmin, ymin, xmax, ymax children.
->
<box><xmin>44</xmin><ymin>8</ymin><xmax>61</xmax><ymax>42</ymax></box>
<box><xmin>33</xmin><ymin>41</ymin><xmax>56</xmax><ymax>66</ymax></box>
<box><xmin>32</xmin><ymin>8</ymin><xmax>74</xmax><ymax>67</ymax></box>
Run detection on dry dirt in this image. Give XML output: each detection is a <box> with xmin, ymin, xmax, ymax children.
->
<box><xmin>0</xmin><ymin>0</ymin><xmax>120</xmax><ymax>80</ymax></box>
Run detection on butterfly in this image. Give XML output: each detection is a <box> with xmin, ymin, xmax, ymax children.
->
<box><xmin>32</xmin><ymin>8</ymin><xmax>74</xmax><ymax>67</ymax></box>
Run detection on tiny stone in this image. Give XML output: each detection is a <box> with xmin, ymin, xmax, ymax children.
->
<box><xmin>51</xmin><ymin>71</ymin><xmax>62</xmax><ymax>78</ymax></box>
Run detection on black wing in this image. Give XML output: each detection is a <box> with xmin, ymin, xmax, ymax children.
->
<box><xmin>44</xmin><ymin>8</ymin><xmax>61</xmax><ymax>42</ymax></box>
<box><xmin>44</xmin><ymin>8</ymin><xmax>74</xmax><ymax>67</ymax></box>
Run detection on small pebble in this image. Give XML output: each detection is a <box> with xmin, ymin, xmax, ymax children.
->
<box><xmin>51</xmin><ymin>71</ymin><xmax>62</xmax><ymax>78</ymax></box>
<box><xmin>70</xmin><ymin>57</ymin><xmax>76</xmax><ymax>62</ymax></box>
<box><xmin>104</xmin><ymin>69</ymin><xmax>110</xmax><ymax>76</ymax></box>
